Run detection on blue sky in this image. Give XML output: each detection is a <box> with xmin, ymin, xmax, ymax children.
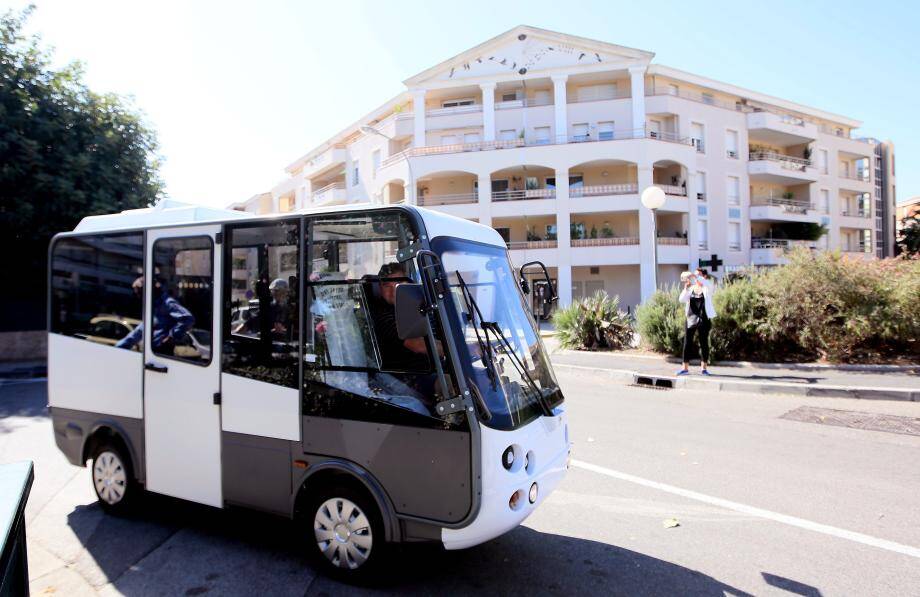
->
<box><xmin>10</xmin><ymin>0</ymin><xmax>919</xmax><ymax>208</ymax></box>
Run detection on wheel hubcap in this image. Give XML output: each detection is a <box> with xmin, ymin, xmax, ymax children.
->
<box><xmin>93</xmin><ymin>451</ymin><xmax>127</xmax><ymax>505</ymax></box>
<box><xmin>314</xmin><ymin>497</ymin><xmax>372</xmax><ymax>569</ymax></box>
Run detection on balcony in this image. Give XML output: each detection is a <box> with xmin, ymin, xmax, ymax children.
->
<box><xmin>656</xmin><ymin>184</ymin><xmax>687</xmax><ymax>197</ymax></box>
<box><xmin>298</xmin><ymin>144</ymin><xmax>348</xmax><ymax>179</ymax></box>
<box><xmin>310</xmin><ymin>182</ymin><xmax>347</xmax><ymax>206</ymax></box>
<box><xmin>492</xmin><ymin>189</ymin><xmax>556</xmax><ymax>202</ymax></box>
<box><xmin>571</xmin><ymin>237</ymin><xmax>639</xmax><ymax>247</ymax></box>
<box><xmin>507</xmin><ymin>240</ymin><xmax>558</xmax><ymax>250</ymax></box>
<box><xmin>750</xmin><ymin>196</ymin><xmax>819</xmax><ymax>223</ymax></box>
<box><xmin>419</xmin><ymin>192</ymin><xmax>478</xmax><ymax>207</ymax></box>
<box><xmin>751</xmin><ymin>238</ymin><xmax>817</xmax><ymax>265</ymax></box>
<box><xmin>748</xmin><ymin>151</ymin><xmax>817</xmax><ymax>184</ymax></box>
<box><xmin>657</xmin><ymin>237</ymin><xmax>688</xmax><ymax>246</ymax></box>
<box><xmin>496</xmin><ymin>97</ymin><xmax>554</xmax><ymax>110</ymax></box>
<box><xmin>838</xmin><ymin>170</ymin><xmax>872</xmax><ymax>192</ymax></box>
<box><xmin>570</xmin><ymin>183</ymin><xmax>638</xmax><ymax>198</ymax></box>
<box><xmin>840</xmin><ymin>208</ymin><xmax>870</xmax><ymax>218</ymax></box>
<box><xmin>747</xmin><ymin>111</ymin><xmax>818</xmax><ymax>146</ymax></box>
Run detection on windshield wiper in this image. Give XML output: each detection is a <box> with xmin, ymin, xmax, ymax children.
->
<box><xmin>455</xmin><ymin>272</ymin><xmax>554</xmax><ymax>417</ymax></box>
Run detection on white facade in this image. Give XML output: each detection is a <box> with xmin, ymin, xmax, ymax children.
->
<box><xmin>240</xmin><ymin>25</ymin><xmax>891</xmax><ymax>311</ymax></box>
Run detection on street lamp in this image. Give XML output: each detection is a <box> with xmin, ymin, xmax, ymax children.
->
<box><xmin>360</xmin><ymin>125</ymin><xmax>415</xmax><ymax>206</ymax></box>
<box><xmin>641</xmin><ymin>185</ymin><xmax>667</xmax><ymax>294</ymax></box>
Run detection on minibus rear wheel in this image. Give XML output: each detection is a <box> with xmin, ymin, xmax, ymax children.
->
<box><xmin>90</xmin><ymin>442</ymin><xmax>136</xmax><ymax>515</ymax></box>
<box><xmin>302</xmin><ymin>484</ymin><xmax>387</xmax><ymax>582</ymax></box>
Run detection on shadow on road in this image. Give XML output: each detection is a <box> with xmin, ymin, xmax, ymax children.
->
<box><xmin>0</xmin><ymin>380</ymin><xmax>48</xmax><ymax>432</ymax></box>
<box><xmin>67</xmin><ymin>491</ymin><xmax>753</xmax><ymax>596</ymax></box>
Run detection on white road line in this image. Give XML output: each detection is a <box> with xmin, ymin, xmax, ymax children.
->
<box><xmin>572</xmin><ymin>458</ymin><xmax>920</xmax><ymax>560</ymax></box>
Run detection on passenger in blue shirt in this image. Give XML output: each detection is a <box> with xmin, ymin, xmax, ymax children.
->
<box><xmin>116</xmin><ymin>276</ymin><xmax>195</xmax><ymax>354</ymax></box>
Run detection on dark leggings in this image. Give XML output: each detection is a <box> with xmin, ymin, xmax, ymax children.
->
<box><xmin>682</xmin><ymin>320</ymin><xmax>711</xmax><ymax>363</ymax></box>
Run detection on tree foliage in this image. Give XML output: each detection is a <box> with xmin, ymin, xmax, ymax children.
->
<box><xmin>897</xmin><ymin>214</ymin><xmax>920</xmax><ymax>256</ymax></box>
<box><xmin>0</xmin><ymin>6</ymin><xmax>162</xmax><ymax>329</ymax></box>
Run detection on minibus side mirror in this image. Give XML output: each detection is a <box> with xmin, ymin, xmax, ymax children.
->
<box><xmin>519</xmin><ymin>261</ymin><xmax>557</xmax><ymax>302</ymax></box>
<box><xmin>395</xmin><ymin>283</ymin><xmax>428</xmax><ymax>340</ymax></box>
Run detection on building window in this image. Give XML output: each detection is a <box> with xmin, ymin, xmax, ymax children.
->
<box><xmin>372</xmin><ymin>150</ymin><xmax>381</xmax><ymax>176</ymax></box>
<box><xmin>818</xmin><ymin>149</ymin><xmax>828</xmax><ymax>174</ymax></box>
<box><xmin>464</xmin><ymin>132</ymin><xmax>481</xmax><ymax>144</ymax></box>
<box><xmin>441</xmin><ymin>98</ymin><xmax>474</xmax><ymax>108</ymax></box>
<box><xmin>571</xmin><ymin>123</ymin><xmax>589</xmax><ymax>142</ymax></box>
<box><xmin>440</xmin><ymin>134</ymin><xmax>458</xmax><ymax>146</ymax></box>
<box><xmin>535</xmin><ymin>127</ymin><xmax>551</xmax><ymax>144</ymax></box>
<box><xmin>352</xmin><ymin>165</ymin><xmax>360</xmax><ymax>186</ymax></box>
<box><xmin>702</xmin><ymin>92</ymin><xmax>715</xmax><ymax>105</ymax></box>
<box><xmin>501</xmin><ymin>92</ymin><xmax>518</xmax><ymax>102</ymax></box>
<box><xmin>725</xmin><ymin>129</ymin><xmax>739</xmax><ymax>159</ymax></box>
<box><xmin>820</xmin><ymin>189</ymin><xmax>830</xmax><ymax>214</ymax></box>
<box><xmin>697</xmin><ymin>219</ymin><xmax>709</xmax><ymax>250</ymax></box>
<box><xmin>696</xmin><ymin>171</ymin><xmax>707</xmax><ymax>201</ymax></box>
<box><xmin>728</xmin><ymin>222</ymin><xmax>741</xmax><ymax>251</ymax></box>
<box><xmin>726</xmin><ymin>176</ymin><xmax>740</xmax><ymax>206</ymax></box>
<box><xmin>668</xmin><ymin>84</ymin><xmax>679</xmax><ymax>96</ymax></box>
<box><xmin>499</xmin><ymin>129</ymin><xmax>517</xmax><ymax>141</ymax></box>
<box><xmin>691</xmin><ymin>123</ymin><xmax>705</xmax><ymax>153</ymax></box>
<box><xmin>597</xmin><ymin>121</ymin><xmax>614</xmax><ymax>141</ymax></box>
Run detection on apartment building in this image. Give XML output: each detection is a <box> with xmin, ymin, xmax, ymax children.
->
<box><xmin>234</xmin><ymin>25</ymin><xmax>895</xmax><ymax>311</ymax></box>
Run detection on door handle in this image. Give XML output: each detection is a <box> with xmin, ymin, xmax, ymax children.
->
<box><xmin>145</xmin><ymin>362</ymin><xmax>168</xmax><ymax>374</ymax></box>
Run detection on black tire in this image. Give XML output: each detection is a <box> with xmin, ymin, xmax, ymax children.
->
<box><xmin>90</xmin><ymin>441</ymin><xmax>137</xmax><ymax>515</ymax></box>
<box><xmin>300</xmin><ymin>483</ymin><xmax>387</xmax><ymax>582</ymax></box>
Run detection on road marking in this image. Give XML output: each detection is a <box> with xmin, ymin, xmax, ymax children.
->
<box><xmin>572</xmin><ymin>459</ymin><xmax>920</xmax><ymax>560</ymax></box>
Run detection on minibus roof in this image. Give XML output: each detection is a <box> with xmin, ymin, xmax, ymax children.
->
<box><xmin>71</xmin><ymin>200</ymin><xmax>506</xmax><ymax>248</ymax></box>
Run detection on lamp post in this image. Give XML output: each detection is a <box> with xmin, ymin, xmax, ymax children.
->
<box><xmin>360</xmin><ymin>125</ymin><xmax>415</xmax><ymax>205</ymax></box>
<box><xmin>640</xmin><ymin>186</ymin><xmax>666</xmax><ymax>294</ymax></box>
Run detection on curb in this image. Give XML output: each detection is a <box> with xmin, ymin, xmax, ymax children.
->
<box><xmin>551</xmin><ymin>363</ymin><xmax>920</xmax><ymax>402</ymax></box>
<box><xmin>550</xmin><ymin>349</ymin><xmax>920</xmax><ymax>373</ymax></box>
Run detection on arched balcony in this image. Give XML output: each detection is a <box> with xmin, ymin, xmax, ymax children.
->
<box><xmin>415</xmin><ymin>170</ymin><xmax>478</xmax><ymax>206</ymax></box>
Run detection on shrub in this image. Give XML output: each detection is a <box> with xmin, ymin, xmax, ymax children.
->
<box><xmin>553</xmin><ymin>291</ymin><xmax>634</xmax><ymax>350</ymax></box>
<box><xmin>634</xmin><ymin>286</ymin><xmax>684</xmax><ymax>355</ymax></box>
<box><xmin>635</xmin><ymin>251</ymin><xmax>920</xmax><ymax>363</ymax></box>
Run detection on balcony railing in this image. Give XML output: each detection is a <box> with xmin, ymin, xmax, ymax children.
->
<box><xmin>426</xmin><ymin>104</ymin><xmax>482</xmax><ymax>117</ymax></box>
<box><xmin>657</xmin><ymin>237</ymin><xmax>689</xmax><ymax>246</ymax></box>
<box><xmin>839</xmin><ymin>171</ymin><xmax>870</xmax><ymax>182</ymax></box>
<box><xmin>751</xmin><ymin>238</ymin><xmax>817</xmax><ymax>250</ymax></box>
<box><xmin>750</xmin><ymin>196</ymin><xmax>814</xmax><ymax>214</ymax></box>
<box><xmin>567</xmin><ymin>89</ymin><xmax>631</xmax><ymax>103</ymax></box>
<box><xmin>569</xmin><ymin>183</ymin><xmax>638</xmax><ymax>198</ymax></box>
<box><xmin>379</xmin><ymin>126</ymin><xmax>685</xmax><ymax>168</ymax></box>
<box><xmin>419</xmin><ymin>192</ymin><xmax>478</xmax><ymax>206</ymax></box>
<box><xmin>819</xmin><ymin>125</ymin><xmax>873</xmax><ymax>143</ymax></box>
<box><xmin>311</xmin><ymin>181</ymin><xmax>346</xmax><ymax>202</ymax></box>
<box><xmin>748</xmin><ymin>151</ymin><xmax>813</xmax><ymax>172</ymax></box>
<box><xmin>840</xmin><ymin>208</ymin><xmax>870</xmax><ymax>218</ymax></box>
<box><xmin>655</xmin><ymin>184</ymin><xmax>687</xmax><ymax>197</ymax></box>
<box><xmin>647</xmin><ymin>129</ymin><xmax>691</xmax><ymax>145</ymax></box>
<box><xmin>492</xmin><ymin>188</ymin><xmax>556</xmax><ymax>202</ymax></box>
<box><xmin>506</xmin><ymin>240</ymin><xmax>558</xmax><ymax>250</ymax></box>
<box><xmin>571</xmin><ymin>237</ymin><xmax>639</xmax><ymax>247</ymax></box>
<box><xmin>646</xmin><ymin>87</ymin><xmax>752</xmax><ymax>112</ymax></box>
<box><xmin>495</xmin><ymin>97</ymin><xmax>554</xmax><ymax>110</ymax></box>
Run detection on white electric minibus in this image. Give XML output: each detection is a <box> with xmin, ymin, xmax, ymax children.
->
<box><xmin>48</xmin><ymin>200</ymin><xmax>569</xmax><ymax>579</ymax></box>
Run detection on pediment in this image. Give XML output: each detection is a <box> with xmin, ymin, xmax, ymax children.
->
<box><xmin>405</xmin><ymin>26</ymin><xmax>653</xmax><ymax>87</ymax></box>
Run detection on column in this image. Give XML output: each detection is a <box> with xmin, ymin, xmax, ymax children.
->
<box><xmin>638</xmin><ymin>165</ymin><xmax>657</xmax><ymax>301</ymax></box>
<box><xmin>480</xmin><ymin>83</ymin><xmax>496</xmax><ymax>142</ymax></box>
<box><xmin>477</xmin><ymin>173</ymin><xmax>492</xmax><ymax>227</ymax></box>
<box><xmin>412</xmin><ymin>89</ymin><xmax>426</xmax><ymax>148</ymax></box>
<box><xmin>555</xmin><ymin>168</ymin><xmax>573</xmax><ymax>306</ymax></box>
<box><xmin>686</xmin><ymin>171</ymin><xmax>699</xmax><ymax>270</ymax></box>
<box><xmin>629</xmin><ymin>66</ymin><xmax>647</xmax><ymax>138</ymax></box>
<box><xmin>271</xmin><ymin>194</ymin><xmax>281</xmax><ymax>214</ymax></box>
<box><xmin>552</xmin><ymin>75</ymin><xmax>568</xmax><ymax>143</ymax></box>
<box><xmin>403</xmin><ymin>182</ymin><xmax>413</xmax><ymax>206</ymax></box>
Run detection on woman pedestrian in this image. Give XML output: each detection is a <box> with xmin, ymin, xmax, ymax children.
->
<box><xmin>677</xmin><ymin>271</ymin><xmax>717</xmax><ymax>375</ymax></box>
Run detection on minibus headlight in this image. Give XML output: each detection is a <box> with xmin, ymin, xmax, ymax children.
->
<box><xmin>529</xmin><ymin>482</ymin><xmax>539</xmax><ymax>504</ymax></box>
<box><xmin>502</xmin><ymin>446</ymin><xmax>515</xmax><ymax>470</ymax></box>
<box><xmin>509</xmin><ymin>490</ymin><xmax>523</xmax><ymax>511</ymax></box>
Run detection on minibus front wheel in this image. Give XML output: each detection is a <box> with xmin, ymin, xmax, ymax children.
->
<box><xmin>90</xmin><ymin>442</ymin><xmax>136</xmax><ymax>515</ymax></box>
<box><xmin>301</xmin><ymin>484</ymin><xmax>388</xmax><ymax>581</ymax></box>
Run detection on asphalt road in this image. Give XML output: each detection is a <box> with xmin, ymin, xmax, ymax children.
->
<box><xmin>2</xmin><ymin>371</ymin><xmax>919</xmax><ymax>596</ymax></box>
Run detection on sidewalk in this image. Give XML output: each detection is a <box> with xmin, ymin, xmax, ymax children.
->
<box><xmin>544</xmin><ymin>338</ymin><xmax>920</xmax><ymax>401</ymax></box>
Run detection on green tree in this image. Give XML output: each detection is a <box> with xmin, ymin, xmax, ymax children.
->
<box><xmin>0</xmin><ymin>6</ymin><xmax>162</xmax><ymax>330</ymax></box>
<box><xmin>897</xmin><ymin>214</ymin><xmax>920</xmax><ymax>256</ymax></box>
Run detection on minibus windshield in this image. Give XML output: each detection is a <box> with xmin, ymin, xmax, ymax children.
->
<box><xmin>437</xmin><ymin>239</ymin><xmax>562</xmax><ymax>430</ymax></box>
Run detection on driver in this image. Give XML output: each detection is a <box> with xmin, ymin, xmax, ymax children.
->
<box><xmin>368</xmin><ymin>262</ymin><xmax>431</xmax><ymax>371</ymax></box>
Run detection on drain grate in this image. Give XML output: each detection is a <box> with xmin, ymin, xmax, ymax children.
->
<box><xmin>633</xmin><ymin>375</ymin><xmax>674</xmax><ymax>390</ymax></box>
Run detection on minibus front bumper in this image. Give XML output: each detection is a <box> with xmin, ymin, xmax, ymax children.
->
<box><xmin>441</xmin><ymin>406</ymin><xmax>570</xmax><ymax>550</ymax></box>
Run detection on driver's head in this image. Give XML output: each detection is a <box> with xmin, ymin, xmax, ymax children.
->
<box><xmin>378</xmin><ymin>262</ymin><xmax>408</xmax><ymax>305</ymax></box>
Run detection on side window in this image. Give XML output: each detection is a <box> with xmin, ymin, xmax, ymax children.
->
<box><xmin>151</xmin><ymin>237</ymin><xmax>213</xmax><ymax>365</ymax></box>
<box><xmin>223</xmin><ymin>221</ymin><xmax>300</xmax><ymax>387</ymax></box>
<box><xmin>304</xmin><ymin>211</ymin><xmax>448</xmax><ymax>423</ymax></box>
<box><xmin>50</xmin><ymin>233</ymin><xmax>144</xmax><ymax>349</ymax></box>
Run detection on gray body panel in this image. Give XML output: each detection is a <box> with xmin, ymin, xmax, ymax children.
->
<box><xmin>301</xmin><ymin>416</ymin><xmax>472</xmax><ymax>523</ymax></box>
<box><xmin>220</xmin><ymin>431</ymin><xmax>293</xmax><ymax>516</ymax></box>
<box><xmin>50</xmin><ymin>407</ymin><xmax>145</xmax><ymax>483</ymax></box>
